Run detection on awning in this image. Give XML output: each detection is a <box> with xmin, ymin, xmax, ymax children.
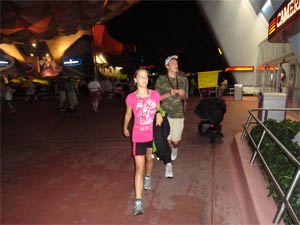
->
<box><xmin>0</xmin><ymin>1</ymin><xmax>139</xmax><ymax>44</ymax></box>
<box><xmin>92</xmin><ymin>25</ymin><xmax>123</xmax><ymax>56</ymax></box>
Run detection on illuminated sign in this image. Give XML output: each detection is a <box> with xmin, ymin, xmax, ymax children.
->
<box><xmin>268</xmin><ymin>0</ymin><xmax>300</xmax><ymax>42</ymax></box>
<box><xmin>0</xmin><ymin>58</ymin><xmax>10</xmax><ymax>67</ymax></box>
<box><xmin>276</xmin><ymin>0</ymin><xmax>300</xmax><ymax>28</ymax></box>
<box><xmin>63</xmin><ymin>58</ymin><xmax>82</xmax><ymax>66</ymax></box>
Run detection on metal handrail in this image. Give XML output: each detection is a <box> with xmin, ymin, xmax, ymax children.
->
<box><xmin>241</xmin><ymin>108</ymin><xmax>300</xmax><ymax>225</ymax></box>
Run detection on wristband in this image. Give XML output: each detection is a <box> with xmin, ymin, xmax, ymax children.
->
<box><xmin>156</xmin><ymin>107</ymin><xmax>166</xmax><ymax>117</ymax></box>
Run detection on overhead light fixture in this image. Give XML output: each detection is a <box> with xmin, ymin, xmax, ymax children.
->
<box><xmin>32</xmin><ymin>43</ymin><xmax>36</xmax><ymax>47</ymax></box>
<box><xmin>218</xmin><ymin>48</ymin><xmax>222</xmax><ymax>55</ymax></box>
<box><xmin>0</xmin><ymin>58</ymin><xmax>9</xmax><ymax>66</ymax></box>
<box><xmin>225</xmin><ymin>66</ymin><xmax>254</xmax><ymax>72</ymax></box>
<box><xmin>30</xmin><ymin>53</ymin><xmax>34</xmax><ymax>57</ymax></box>
<box><xmin>63</xmin><ymin>58</ymin><xmax>82</xmax><ymax>66</ymax></box>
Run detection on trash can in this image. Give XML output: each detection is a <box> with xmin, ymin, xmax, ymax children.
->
<box><xmin>234</xmin><ymin>84</ymin><xmax>243</xmax><ymax>100</ymax></box>
<box><xmin>258</xmin><ymin>92</ymin><xmax>287</xmax><ymax>122</ymax></box>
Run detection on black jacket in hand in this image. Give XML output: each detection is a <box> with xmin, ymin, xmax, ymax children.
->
<box><xmin>153</xmin><ymin>112</ymin><xmax>172</xmax><ymax>165</ymax></box>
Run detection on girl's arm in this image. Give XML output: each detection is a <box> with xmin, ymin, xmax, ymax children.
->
<box><xmin>155</xmin><ymin>102</ymin><xmax>163</xmax><ymax>126</ymax></box>
<box><xmin>123</xmin><ymin>105</ymin><xmax>132</xmax><ymax>137</ymax></box>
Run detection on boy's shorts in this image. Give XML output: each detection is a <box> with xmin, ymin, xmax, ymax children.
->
<box><xmin>133</xmin><ymin>141</ymin><xmax>153</xmax><ymax>156</ymax></box>
<box><xmin>167</xmin><ymin>117</ymin><xmax>185</xmax><ymax>142</ymax></box>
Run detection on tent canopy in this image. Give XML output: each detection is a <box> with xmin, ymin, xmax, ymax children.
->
<box><xmin>0</xmin><ymin>0</ymin><xmax>139</xmax><ymax>44</ymax></box>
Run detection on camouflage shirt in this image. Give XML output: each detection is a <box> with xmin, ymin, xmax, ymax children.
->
<box><xmin>155</xmin><ymin>74</ymin><xmax>188</xmax><ymax>118</ymax></box>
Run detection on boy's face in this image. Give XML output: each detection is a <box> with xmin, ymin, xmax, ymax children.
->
<box><xmin>166</xmin><ymin>59</ymin><xmax>179</xmax><ymax>73</ymax></box>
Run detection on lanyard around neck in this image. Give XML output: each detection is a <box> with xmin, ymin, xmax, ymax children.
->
<box><xmin>166</xmin><ymin>74</ymin><xmax>179</xmax><ymax>90</ymax></box>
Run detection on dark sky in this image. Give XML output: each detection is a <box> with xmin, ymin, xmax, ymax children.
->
<box><xmin>105</xmin><ymin>1</ymin><xmax>227</xmax><ymax>73</ymax></box>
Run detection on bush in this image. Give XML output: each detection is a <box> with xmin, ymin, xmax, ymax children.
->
<box><xmin>249</xmin><ymin>119</ymin><xmax>300</xmax><ymax>225</ymax></box>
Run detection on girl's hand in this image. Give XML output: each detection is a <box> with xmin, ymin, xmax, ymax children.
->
<box><xmin>123</xmin><ymin>128</ymin><xmax>130</xmax><ymax>137</ymax></box>
<box><xmin>156</xmin><ymin>113</ymin><xmax>163</xmax><ymax>126</ymax></box>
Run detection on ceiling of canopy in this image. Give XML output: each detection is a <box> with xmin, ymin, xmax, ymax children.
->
<box><xmin>0</xmin><ymin>0</ymin><xmax>139</xmax><ymax>44</ymax></box>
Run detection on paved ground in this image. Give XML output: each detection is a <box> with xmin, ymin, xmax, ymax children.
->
<box><xmin>1</xmin><ymin>94</ymin><xmax>258</xmax><ymax>224</ymax></box>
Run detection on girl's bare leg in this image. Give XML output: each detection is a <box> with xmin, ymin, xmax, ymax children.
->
<box><xmin>134</xmin><ymin>155</ymin><xmax>145</xmax><ymax>198</ymax></box>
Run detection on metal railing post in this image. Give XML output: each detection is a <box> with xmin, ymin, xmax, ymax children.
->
<box><xmin>250</xmin><ymin>130</ymin><xmax>266</xmax><ymax>165</ymax></box>
<box><xmin>264</xmin><ymin>109</ymin><xmax>269</xmax><ymax>121</ymax></box>
<box><xmin>241</xmin><ymin>113</ymin><xmax>252</xmax><ymax>140</ymax></box>
<box><xmin>273</xmin><ymin>169</ymin><xmax>300</xmax><ymax>224</ymax></box>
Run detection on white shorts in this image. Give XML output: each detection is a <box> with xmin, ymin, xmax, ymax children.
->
<box><xmin>167</xmin><ymin>117</ymin><xmax>185</xmax><ymax>142</ymax></box>
<box><xmin>58</xmin><ymin>91</ymin><xmax>66</xmax><ymax>101</ymax></box>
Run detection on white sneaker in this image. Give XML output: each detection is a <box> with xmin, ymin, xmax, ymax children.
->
<box><xmin>165</xmin><ymin>163</ymin><xmax>174</xmax><ymax>178</ymax></box>
<box><xmin>171</xmin><ymin>148</ymin><xmax>178</xmax><ymax>161</ymax></box>
<box><xmin>144</xmin><ymin>176</ymin><xmax>151</xmax><ymax>190</ymax></box>
<box><xmin>134</xmin><ymin>199</ymin><xmax>144</xmax><ymax>215</ymax></box>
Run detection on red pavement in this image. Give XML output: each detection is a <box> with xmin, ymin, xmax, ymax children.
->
<box><xmin>1</xmin><ymin>94</ymin><xmax>261</xmax><ymax>224</ymax></box>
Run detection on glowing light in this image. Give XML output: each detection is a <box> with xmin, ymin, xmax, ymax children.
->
<box><xmin>225</xmin><ymin>66</ymin><xmax>254</xmax><ymax>72</ymax></box>
<box><xmin>262</xmin><ymin>0</ymin><xmax>272</xmax><ymax>14</ymax></box>
<box><xmin>96</xmin><ymin>54</ymin><xmax>107</xmax><ymax>64</ymax></box>
<box><xmin>218</xmin><ymin>48</ymin><xmax>222</xmax><ymax>55</ymax></box>
<box><xmin>30</xmin><ymin>53</ymin><xmax>34</xmax><ymax>57</ymax></box>
<box><xmin>0</xmin><ymin>58</ymin><xmax>9</xmax><ymax>66</ymax></box>
<box><xmin>32</xmin><ymin>43</ymin><xmax>36</xmax><ymax>47</ymax></box>
<box><xmin>63</xmin><ymin>58</ymin><xmax>82</xmax><ymax>66</ymax></box>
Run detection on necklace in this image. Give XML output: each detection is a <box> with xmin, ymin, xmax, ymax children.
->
<box><xmin>135</xmin><ymin>90</ymin><xmax>152</xmax><ymax>117</ymax></box>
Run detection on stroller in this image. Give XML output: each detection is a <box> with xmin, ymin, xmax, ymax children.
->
<box><xmin>194</xmin><ymin>97</ymin><xmax>226</xmax><ymax>143</ymax></box>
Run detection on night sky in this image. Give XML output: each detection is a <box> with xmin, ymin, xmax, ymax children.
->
<box><xmin>105</xmin><ymin>1</ymin><xmax>227</xmax><ymax>73</ymax></box>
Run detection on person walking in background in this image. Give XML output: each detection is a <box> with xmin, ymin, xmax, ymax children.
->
<box><xmin>88</xmin><ymin>77</ymin><xmax>103</xmax><ymax>112</ymax></box>
<box><xmin>55</xmin><ymin>74</ymin><xmax>67</xmax><ymax>111</ymax></box>
<box><xmin>65</xmin><ymin>77</ymin><xmax>79</xmax><ymax>112</ymax></box>
<box><xmin>24</xmin><ymin>76</ymin><xmax>38</xmax><ymax>101</ymax></box>
<box><xmin>1</xmin><ymin>73</ymin><xmax>16</xmax><ymax>114</ymax></box>
<box><xmin>123</xmin><ymin>69</ymin><xmax>163</xmax><ymax>216</ymax></box>
<box><xmin>115</xmin><ymin>81</ymin><xmax>123</xmax><ymax>104</ymax></box>
<box><xmin>219</xmin><ymin>77</ymin><xmax>228</xmax><ymax>97</ymax></box>
<box><xmin>100</xmin><ymin>78</ymin><xmax>113</xmax><ymax>100</ymax></box>
<box><xmin>155</xmin><ymin>55</ymin><xmax>189</xmax><ymax>178</ymax></box>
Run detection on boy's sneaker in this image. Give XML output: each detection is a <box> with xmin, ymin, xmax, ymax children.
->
<box><xmin>165</xmin><ymin>163</ymin><xmax>174</xmax><ymax>178</ymax></box>
<box><xmin>171</xmin><ymin>148</ymin><xmax>178</xmax><ymax>161</ymax></box>
<box><xmin>134</xmin><ymin>199</ymin><xmax>144</xmax><ymax>216</ymax></box>
<box><xmin>144</xmin><ymin>176</ymin><xmax>151</xmax><ymax>190</ymax></box>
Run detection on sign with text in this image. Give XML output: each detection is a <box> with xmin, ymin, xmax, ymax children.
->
<box><xmin>268</xmin><ymin>0</ymin><xmax>300</xmax><ymax>42</ymax></box>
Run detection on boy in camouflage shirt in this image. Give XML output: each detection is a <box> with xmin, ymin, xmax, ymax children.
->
<box><xmin>155</xmin><ymin>55</ymin><xmax>188</xmax><ymax>178</ymax></box>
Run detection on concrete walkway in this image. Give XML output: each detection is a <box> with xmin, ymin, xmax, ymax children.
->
<box><xmin>1</xmin><ymin>95</ymin><xmax>259</xmax><ymax>224</ymax></box>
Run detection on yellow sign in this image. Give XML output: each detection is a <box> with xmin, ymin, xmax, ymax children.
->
<box><xmin>197</xmin><ymin>70</ymin><xmax>221</xmax><ymax>89</ymax></box>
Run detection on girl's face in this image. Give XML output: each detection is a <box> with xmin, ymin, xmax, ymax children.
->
<box><xmin>134</xmin><ymin>70</ymin><xmax>148</xmax><ymax>88</ymax></box>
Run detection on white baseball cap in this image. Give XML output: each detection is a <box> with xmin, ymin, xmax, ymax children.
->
<box><xmin>165</xmin><ymin>55</ymin><xmax>178</xmax><ymax>65</ymax></box>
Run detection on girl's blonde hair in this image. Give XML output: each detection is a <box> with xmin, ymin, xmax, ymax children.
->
<box><xmin>134</xmin><ymin>68</ymin><xmax>148</xmax><ymax>78</ymax></box>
